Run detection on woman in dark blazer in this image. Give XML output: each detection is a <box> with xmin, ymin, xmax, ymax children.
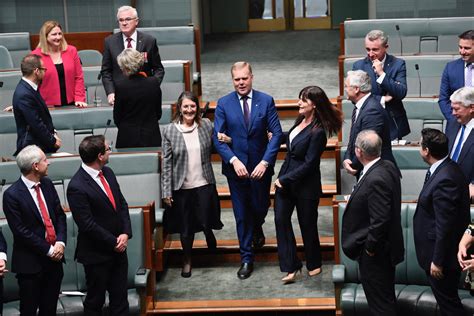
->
<box><xmin>114</xmin><ymin>48</ymin><xmax>162</xmax><ymax>148</ymax></box>
<box><xmin>161</xmin><ymin>91</ymin><xmax>223</xmax><ymax>278</ymax></box>
<box><xmin>274</xmin><ymin>86</ymin><xmax>343</xmax><ymax>284</ymax></box>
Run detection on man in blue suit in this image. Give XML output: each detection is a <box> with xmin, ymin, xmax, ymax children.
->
<box><xmin>213</xmin><ymin>62</ymin><xmax>282</xmax><ymax>279</ymax></box>
<box><xmin>343</xmin><ymin>70</ymin><xmax>397</xmax><ymax>177</ymax></box>
<box><xmin>12</xmin><ymin>54</ymin><xmax>61</xmax><ymax>155</ymax></box>
<box><xmin>414</xmin><ymin>128</ymin><xmax>470</xmax><ymax>316</ymax></box>
<box><xmin>439</xmin><ymin>30</ymin><xmax>473</xmax><ymax>127</ymax></box>
<box><xmin>352</xmin><ymin>30</ymin><xmax>409</xmax><ymax>141</ymax></box>
<box><xmin>446</xmin><ymin>87</ymin><xmax>473</xmax><ymax>201</ymax></box>
<box><xmin>3</xmin><ymin>145</ymin><xmax>66</xmax><ymax>315</ymax></box>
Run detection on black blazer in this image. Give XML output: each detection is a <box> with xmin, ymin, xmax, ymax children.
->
<box><xmin>446</xmin><ymin>120</ymin><xmax>473</xmax><ymax>184</ymax></box>
<box><xmin>344</xmin><ymin>94</ymin><xmax>397</xmax><ymax>173</ymax></box>
<box><xmin>277</xmin><ymin>122</ymin><xmax>327</xmax><ymax>200</ymax></box>
<box><xmin>414</xmin><ymin>159</ymin><xmax>470</xmax><ymax>271</ymax></box>
<box><xmin>342</xmin><ymin>159</ymin><xmax>404</xmax><ymax>266</ymax></box>
<box><xmin>114</xmin><ymin>74</ymin><xmax>162</xmax><ymax>148</ymax></box>
<box><xmin>101</xmin><ymin>31</ymin><xmax>165</xmax><ymax>96</ymax></box>
<box><xmin>67</xmin><ymin>166</ymin><xmax>132</xmax><ymax>265</ymax></box>
<box><xmin>12</xmin><ymin>80</ymin><xmax>57</xmax><ymax>155</ymax></box>
<box><xmin>3</xmin><ymin>177</ymin><xmax>66</xmax><ymax>274</ymax></box>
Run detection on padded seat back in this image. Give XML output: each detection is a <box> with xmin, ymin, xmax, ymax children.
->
<box><xmin>0</xmin><ymin>33</ymin><xmax>31</xmax><ymax>68</ymax></box>
<box><xmin>0</xmin><ymin>45</ymin><xmax>14</xmax><ymax>70</ymax></box>
<box><xmin>78</xmin><ymin>49</ymin><xmax>103</xmax><ymax>66</ymax></box>
<box><xmin>0</xmin><ymin>70</ymin><xmax>21</xmax><ymax>110</ymax></box>
<box><xmin>1</xmin><ymin>218</ymin><xmax>20</xmax><ymax>302</ymax></box>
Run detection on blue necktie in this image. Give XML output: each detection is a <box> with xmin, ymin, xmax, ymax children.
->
<box><xmin>451</xmin><ymin>125</ymin><xmax>466</xmax><ymax>162</ymax></box>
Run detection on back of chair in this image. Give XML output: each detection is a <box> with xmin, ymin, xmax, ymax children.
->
<box><xmin>0</xmin><ymin>46</ymin><xmax>14</xmax><ymax>70</ymax></box>
<box><xmin>78</xmin><ymin>50</ymin><xmax>103</xmax><ymax>67</ymax></box>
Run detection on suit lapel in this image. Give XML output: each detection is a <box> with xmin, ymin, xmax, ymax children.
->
<box><xmin>248</xmin><ymin>92</ymin><xmax>259</xmax><ymax>131</ymax></box>
<box><xmin>17</xmin><ymin>179</ymin><xmax>44</xmax><ymax>224</ymax></box>
<box><xmin>232</xmin><ymin>92</ymin><xmax>247</xmax><ymax>131</ymax></box>
<box><xmin>289</xmin><ymin>122</ymin><xmax>313</xmax><ymax>151</ymax></box>
<box><xmin>420</xmin><ymin>159</ymin><xmax>450</xmax><ymax>194</ymax></box>
<box><xmin>458</xmin><ymin>129</ymin><xmax>473</xmax><ymax>164</ymax></box>
<box><xmin>136</xmin><ymin>31</ymin><xmax>144</xmax><ymax>51</ymax></box>
<box><xmin>347</xmin><ymin>159</ymin><xmax>382</xmax><ymax>206</ymax></box>
<box><xmin>79</xmin><ymin>168</ymin><xmax>115</xmax><ymax>210</ymax></box>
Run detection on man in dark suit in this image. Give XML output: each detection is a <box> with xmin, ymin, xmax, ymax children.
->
<box><xmin>342</xmin><ymin>130</ymin><xmax>404</xmax><ymax>316</ymax></box>
<box><xmin>101</xmin><ymin>5</ymin><xmax>165</xmax><ymax>106</ymax></box>
<box><xmin>439</xmin><ymin>30</ymin><xmax>473</xmax><ymax>126</ymax></box>
<box><xmin>0</xmin><ymin>230</ymin><xmax>7</xmax><ymax>315</ymax></box>
<box><xmin>352</xmin><ymin>30</ymin><xmax>409</xmax><ymax>140</ymax></box>
<box><xmin>213</xmin><ymin>61</ymin><xmax>282</xmax><ymax>279</ymax></box>
<box><xmin>446</xmin><ymin>87</ymin><xmax>473</xmax><ymax>200</ymax></box>
<box><xmin>414</xmin><ymin>128</ymin><xmax>470</xmax><ymax>316</ymax></box>
<box><xmin>12</xmin><ymin>54</ymin><xmax>61</xmax><ymax>155</ymax></box>
<box><xmin>67</xmin><ymin>135</ymin><xmax>132</xmax><ymax>316</ymax></box>
<box><xmin>3</xmin><ymin>145</ymin><xmax>66</xmax><ymax>315</ymax></box>
<box><xmin>343</xmin><ymin>70</ymin><xmax>396</xmax><ymax>177</ymax></box>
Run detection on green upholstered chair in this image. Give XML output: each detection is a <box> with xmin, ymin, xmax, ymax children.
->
<box><xmin>0</xmin><ymin>33</ymin><xmax>31</xmax><ymax>68</ymax></box>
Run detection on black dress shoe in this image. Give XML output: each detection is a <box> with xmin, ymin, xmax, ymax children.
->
<box><xmin>237</xmin><ymin>262</ymin><xmax>254</xmax><ymax>279</ymax></box>
<box><xmin>181</xmin><ymin>262</ymin><xmax>192</xmax><ymax>278</ymax></box>
<box><xmin>252</xmin><ymin>228</ymin><xmax>265</xmax><ymax>249</ymax></box>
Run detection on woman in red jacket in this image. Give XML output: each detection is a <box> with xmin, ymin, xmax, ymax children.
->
<box><xmin>32</xmin><ymin>21</ymin><xmax>87</xmax><ymax>107</ymax></box>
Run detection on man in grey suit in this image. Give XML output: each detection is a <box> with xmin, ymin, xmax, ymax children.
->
<box><xmin>101</xmin><ymin>5</ymin><xmax>165</xmax><ymax>105</ymax></box>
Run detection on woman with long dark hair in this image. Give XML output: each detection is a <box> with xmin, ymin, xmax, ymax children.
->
<box><xmin>274</xmin><ymin>86</ymin><xmax>343</xmax><ymax>284</ymax></box>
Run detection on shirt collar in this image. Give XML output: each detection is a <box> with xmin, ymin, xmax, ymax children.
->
<box><xmin>429</xmin><ymin>156</ymin><xmax>448</xmax><ymax>175</ymax></box>
<box><xmin>238</xmin><ymin>90</ymin><xmax>253</xmax><ymax>100</ymax></box>
<box><xmin>81</xmin><ymin>162</ymin><xmax>101</xmax><ymax>179</ymax></box>
<box><xmin>22</xmin><ymin>77</ymin><xmax>38</xmax><ymax>91</ymax></box>
<box><xmin>21</xmin><ymin>175</ymin><xmax>38</xmax><ymax>189</ymax></box>
<box><xmin>122</xmin><ymin>30</ymin><xmax>138</xmax><ymax>43</ymax></box>
<box><xmin>355</xmin><ymin>92</ymin><xmax>371</xmax><ymax>110</ymax></box>
<box><xmin>361</xmin><ymin>157</ymin><xmax>381</xmax><ymax>180</ymax></box>
<box><xmin>465</xmin><ymin>118</ymin><xmax>474</xmax><ymax>129</ymax></box>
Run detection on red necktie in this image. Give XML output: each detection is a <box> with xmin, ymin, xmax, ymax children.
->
<box><xmin>99</xmin><ymin>171</ymin><xmax>116</xmax><ymax>210</ymax></box>
<box><xmin>126</xmin><ymin>37</ymin><xmax>132</xmax><ymax>48</ymax></box>
<box><xmin>34</xmin><ymin>184</ymin><xmax>56</xmax><ymax>245</ymax></box>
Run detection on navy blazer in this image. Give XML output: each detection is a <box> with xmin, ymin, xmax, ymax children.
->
<box><xmin>342</xmin><ymin>159</ymin><xmax>404</xmax><ymax>265</ymax></box>
<box><xmin>446</xmin><ymin>120</ymin><xmax>473</xmax><ymax>184</ymax></box>
<box><xmin>414</xmin><ymin>159</ymin><xmax>470</xmax><ymax>271</ymax></box>
<box><xmin>344</xmin><ymin>94</ymin><xmax>397</xmax><ymax>173</ymax></box>
<box><xmin>353</xmin><ymin>54</ymin><xmax>410</xmax><ymax>139</ymax></box>
<box><xmin>101</xmin><ymin>31</ymin><xmax>165</xmax><ymax>96</ymax></box>
<box><xmin>12</xmin><ymin>79</ymin><xmax>57</xmax><ymax>155</ymax></box>
<box><xmin>213</xmin><ymin>90</ymin><xmax>283</xmax><ymax>179</ymax></box>
<box><xmin>439</xmin><ymin>58</ymin><xmax>465</xmax><ymax>121</ymax></box>
<box><xmin>67</xmin><ymin>166</ymin><xmax>132</xmax><ymax>265</ymax></box>
<box><xmin>3</xmin><ymin>177</ymin><xmax>66</xmax><ymax>274</ymax></box>
<box><xmin>277</xmin><ymin>122</ymin><xmax>326</xmax><ymax>200</ymax></box>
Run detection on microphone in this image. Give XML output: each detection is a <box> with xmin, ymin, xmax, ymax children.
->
<box><xmin>0</xmin><ymin>179</ymin><xmax>5</xmax><ymax>193</ymax></box>
<box><xmin>93</xmin><ymin>73</ymin><xmax>102</xmax><ymax>106</ymax></box>
<box><xmin>103</xmin><ymin>119</ymin><xmax>111</xmax><ymax>137</ymax></box>
<box><xmin>415</xmin><ymin>64</ymin><xmax>422</xmax><ymax>97</ymax></box>
<box><xmin>395</xmin><ymin>25</ymin><xmax>403</xmax><ymax>56</ymax></box>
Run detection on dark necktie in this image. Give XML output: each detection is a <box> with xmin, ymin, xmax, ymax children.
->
<box><xmin>242</xmin><ymin>96</ymin><xmax>250</xmax><ymax>127</ymax></box>
<box><xmin>423</xmin><ymin>170</ymin><xmax>431</xmax><ymax>185</ymax></box>
<box><xmin>451</xmin><ymin>125</ymin><xmax>466</xmax><ymax>162</ymax></box>
<box><xmin>347</xmin><ymin>106</ymin><xmax>358</xmax><ymax>156</ymax></box>
<box><xmin>34</xmin><ymin>184</ymin><xmax>57</xmax><ymax>245</ymax></box>
<box><xmin>466</xmin><ymin>63</ymin><xmax>472</xmax><ymax>87</ymax></box>
<box><xmin>126</xmin><ymin>37</ymin><xmax>132</xmax><ymax>48</ymax></box>
<box><xmin>99</xmin><ymin>171</ymin><xmax>116</xmax><ymax>210</ymax></box>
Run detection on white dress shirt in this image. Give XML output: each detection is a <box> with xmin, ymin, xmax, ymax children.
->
<box><xmin>122</xmin><ymin>31</ymin><xmax>138</xmax><ymax>49</ymax></box>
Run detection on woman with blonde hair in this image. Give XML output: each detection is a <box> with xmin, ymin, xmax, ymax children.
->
<box><xmin>32</xmin><ymin>20</ymin><xmax>86</xmax><ymax>107</ymax></box>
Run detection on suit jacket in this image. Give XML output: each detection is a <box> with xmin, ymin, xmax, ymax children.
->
<box><xmin>67</xmin><ymin>166</ymin><xmax>132</xmax><ymax>265</ymax></box>
<box><xmin>341</xmin><ymin>159</ymin><xmax>404</xmax><ymax>265</ymax></box>
<box><xmin>101</xmin><ymin>31</ymin><xmax>165</xmax><ymax>96</ymax></box>
<box><xmin>414</xmin><ymin>159</ymin><xmax>470</xmax><ymax>271</ymax></box>
<box><xmin>31</xmin><ymin>45</ymin><xmax>86</xmax><ymax>106</ymax></box>
<box><xmin>446</xmin><ymin>120</ymin><xmax>473</xmax><ymax>184</ymax></box>
<box><xmin>277</xmin><ymin>121</ymin><xmax>327</xmax><ymax>200</ymax></box>
<box><xmin>439</xmin><ymin>58</ymin><xmax>465</xmax><ymax>121</ymax></box>
<box><xmin>114</xmin><ymin>74</ymin><xmax>162</xmax><ymax>148</ymax></box>
<box><xmin>161</xmin><ymin>118</ymin><xmax>216</xmax><ymax>198</ymax></box>
<box><xmin>2</xmin><ymin>177</ymin><xmax>66</xmax><ymax>274</ymax></box>
<box><xmin>12</xmin><ymin>79</ymin><xmax>57</xmax><ymax>155</ymax></box>
<box><xmin>344</xmin><ymin>94</ymin><xmax>396</xmax><ymax>172</ymax></box>
<box><xmin>353</xmin><ymin>54</ymin><xmax>410</xmax><ymax>139</ymax></box>
<box><xmin>213</xmin><ymin>90</ymin><xmax>283</xmax><ymax>179</ymax></box>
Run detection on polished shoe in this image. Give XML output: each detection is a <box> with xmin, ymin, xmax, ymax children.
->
<box><xmin>181</xmin><ymin>262</ymin><xmax>192</xmax><ymax>278</ymax></box>
<box><xmin>308</xmin><ymin>267</ymin><xmax>322</xmax><ymax>277</ymax></box>
<box><xmin>237</xmin><ymin>262</ymin><xmax>254</xmax><ymax>280</ymax></box>
<box><xmin>252</xmin><ymin>228</ymin><xmax>265</xmax><ymax>249</ymax></box>
<box><xmin>282</xmin><ymin>268</ymin><xmax>302</xmax><ymax>284</ymax></box>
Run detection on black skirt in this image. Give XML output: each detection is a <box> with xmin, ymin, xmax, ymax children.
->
<box><xmin>164</xmin><ymin>183</ymin><xmax>223</xmax><ymax>235</ymax></box>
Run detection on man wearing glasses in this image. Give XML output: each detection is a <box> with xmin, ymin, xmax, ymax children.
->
<box><xmin>101</xmin><ymin>5</ymin><xmax>165</xmax><ymax>106</ymax></box>
<box><xmin>12</xmin><ymin>54</ymin><xmax>62</xmax><ymax>155</ymax></box>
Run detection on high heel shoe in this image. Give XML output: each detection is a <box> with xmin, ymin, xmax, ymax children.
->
<box><xmin>308</xmin><ymin>267</ymin><xmax>322</xmax><ymax>277</ymax></box>
<box><xmin>281</xmin><ymin>268</ymin><xmax>301</xmax><ymax>284</ymax></box>
<box><xmin>181</xmin><ymin>260</ymin><xmax>192</xmax><ymax>278</ymax></box>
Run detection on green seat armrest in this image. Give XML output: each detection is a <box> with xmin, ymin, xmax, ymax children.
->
<box><xmin>134</xmin><ymin>268</ymin><xmax>151</xmax><ymax>288</ymax></box>
<box><xmin>332</xmin><ymin>264</ymin><xmax>346</xmax><ymax>284</ymax></box>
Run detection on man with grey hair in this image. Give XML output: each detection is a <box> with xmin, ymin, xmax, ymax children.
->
<box><xmin>352</xmin><ymin>29</ymin><xmax>409</xmax><ymax>141</ymax></box>
<box><xmin>343</xmin><ymin>70</ymin><xmax>396</xmax><ymax>177</ymax></box>
<box><xmin>101</xmin><ymin>5</ymin><xmax>164</xmax><ymax>106</ymax></box>
<box><xmin>342</xmin><ymin>130</ymin><xmax>404</xmax><ymax>316</ymax></box>
<box><xmin>446</xmin><ymin>86</ymin><xmax>473</xmax><ymax>199</ymax></box>
<box><xmin>3</xmin><ymin>145</ymin><xmax>66</xmax><ymax>315</ymax></box>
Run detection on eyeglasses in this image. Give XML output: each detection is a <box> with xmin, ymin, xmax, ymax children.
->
<box><xmin>105</xmin><ymin>146</ymin><xmax>112</xmax><ymax>152</ymax></box>
<box><xmin>118</xmin><ymin>17</ymin><xmax>137</xmax><ymax>23</ymax></box>
<box><xmin>37</xmin><ymin>67</ymin><xmax>47</xmax><ymax>72</ymax></box>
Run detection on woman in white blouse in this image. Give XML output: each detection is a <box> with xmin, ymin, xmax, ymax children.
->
<box><xmin>161</xmin><ymin>91</ymin><xmax>223</xmax><ymax>278</ymax></box>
